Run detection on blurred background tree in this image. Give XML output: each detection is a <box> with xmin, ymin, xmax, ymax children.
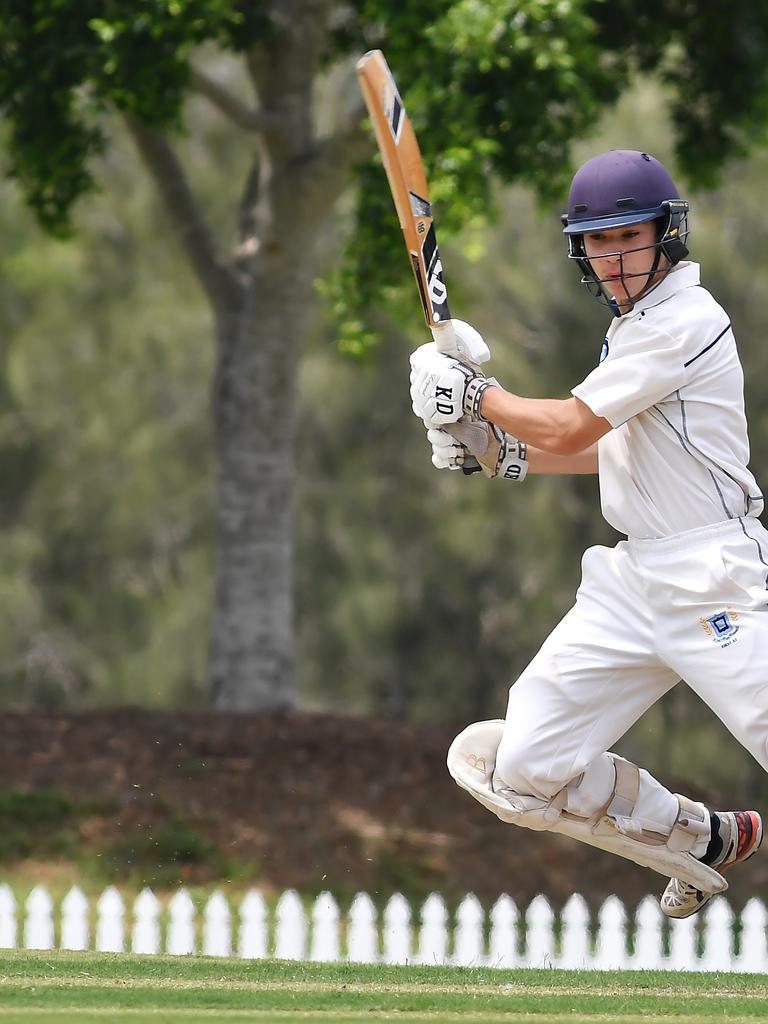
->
<box><xmin>3</xmin><ymin>1</ymin><xmax>768</xmax><ymax>713</ymax></box>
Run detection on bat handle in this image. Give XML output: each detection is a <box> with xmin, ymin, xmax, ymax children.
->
<box><xmin>431</xmin><ymin>319</ymin><xmax>457</xmax><ymax>350</ymax></box>
<box><xmin>431</xmin><ymin>321</ymin><xmax>467</xmax><ymax>362</ymax></box>
<box><xmin>431</xmin><ymin>320</ymin><xmax>490</xmax><ymax>368</ymax></box>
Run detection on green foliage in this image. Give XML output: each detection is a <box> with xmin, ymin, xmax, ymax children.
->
<box><xmin>345</xmin><ymin>0</ymin><xmax>620</xmax><ymax>308</ymax></box>
<box><xmin>336</xmin><ymin>0</ymin><xmax>768</xmax><ymax>339</ymax></box>
<box><xmin>0</xmin><ymin>118</ymin><xmax>214</xmax><ymax>707</ymax></box>
<box><xmin>100</xmin><ymin>815</ymin><xmax>222</xmax><ymax>886</ymax></box>
<box><xmin>366</xmin><ymin>830</ymin><xmax>449</xmax><ymax>908</ymax></box>
<box><xmin>0</xmin><ymin>788</ymin><xmax>79</xmax><ymax>859</ymax></box>
<box><xmin>0</xmin><ymin>0</ymin><xmax>242</xmax><ymax>231</ymax></box>
<box><xmin>590</xmin><ymin>0</ymin><xmax>768</xmax><ymax>184</ymax></box>
<box><xmin>4</xmin><ymin>0</ymin><xmax>768</xmax><ymax>301</ymax></box>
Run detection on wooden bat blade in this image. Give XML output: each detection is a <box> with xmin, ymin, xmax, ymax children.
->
<box><xmin>356</xmin><ymin>49</ymin><xmax>451</xmax><ymax>330</ymax></box>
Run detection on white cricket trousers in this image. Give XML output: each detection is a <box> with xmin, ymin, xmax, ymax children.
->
<box><xmin>495</xmin><ymin>517</ymin><xmax>768</xmax><ymax>838</ymax></box>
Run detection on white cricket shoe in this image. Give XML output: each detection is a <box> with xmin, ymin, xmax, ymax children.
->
<box><xmin>661</xmin><ymin>810</ymin><xmax>763</xmax><ymax>919</ymax></box>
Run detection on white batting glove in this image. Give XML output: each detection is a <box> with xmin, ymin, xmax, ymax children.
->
<box><xmin>428</xmin><ymin>428</ymin><xmax>466</xmax><ymax>471</ymax></box>
<box><xmin>483</xmin><ymin>428</ymin><xmax>528</xmax><ymax>481</ymax></box>
<box><xmin>427</xmin><ymin>424</ymin><xmax>528</xmax><ymax>481</ymax></box>
<box><xmin>431</xmin><ymin>318</ymin><xmax>491</xmax><ymax>365</ymax></box>
<box><xmin>410</xmin><ymin>344</ymin><xmax>497</xmax><ymax>427</ymax></box>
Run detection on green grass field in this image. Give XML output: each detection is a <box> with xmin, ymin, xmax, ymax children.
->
<box><xmin>0</xmin><ymin>951</ymin><xmax>766</xmax><ymax>1023</ymax></box>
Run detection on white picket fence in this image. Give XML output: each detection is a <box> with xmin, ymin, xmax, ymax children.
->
<box><xmin>2</xmin><ymin>884</ymin><xmax>768</xmax><ymax>971</ymax></box>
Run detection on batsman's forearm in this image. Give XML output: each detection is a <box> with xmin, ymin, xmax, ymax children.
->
<box><xmin>527</xmin><ymin>444</ymin><xmax>598</xmax><ymax>475</ymax></box>
<box><xmin>479</xmin><ymin>386</ymin><xmax>610</xmax><ymax>455</ymax></box>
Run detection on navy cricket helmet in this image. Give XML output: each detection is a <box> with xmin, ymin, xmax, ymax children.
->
<box><xmin>561</xmin><ymin>150</ymin><xmax>689</xmax><ymax>305</ymax></box>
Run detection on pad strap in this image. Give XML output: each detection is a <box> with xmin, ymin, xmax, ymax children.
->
<box><xmin>668</xmin><ymin>794</ymin><xmax>710</xmax><ymax>853</ymax></box>
<box><xmin>606</xmin><ymin>758</ymin><xmax>640</xmax><ymax>820</ymax></box>
<box><xmin>586</xmin><ymin>755</ymin><xmax>640</xmax><ymax>826</ymax></box>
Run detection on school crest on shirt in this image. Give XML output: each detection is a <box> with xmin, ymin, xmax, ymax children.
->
<box><xmin>599</xmin><ymin>337</ymin><xmax>609</xmax><ymax>364</ymax></box>
<box><xmin>699</xmin><ymin>607</ymin><xmax>740</xmax><ymax>646</ymax></box>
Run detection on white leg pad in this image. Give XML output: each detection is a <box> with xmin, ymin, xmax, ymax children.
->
<box><xmin>447</xmin><ymin>720</ymin><xmax>727</xmax><ymax>894</ymax></box>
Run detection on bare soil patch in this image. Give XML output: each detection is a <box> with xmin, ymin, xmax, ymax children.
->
<box><xmin>0</xmin><ymin>709</ymin><xmax>764</xmax><ymax>911</ymax></box>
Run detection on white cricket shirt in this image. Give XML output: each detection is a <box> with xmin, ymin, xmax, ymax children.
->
<box><xmin>571</xmin><ymin>262</ymin><xmax>763</xmax><ymax>539</ymax></box>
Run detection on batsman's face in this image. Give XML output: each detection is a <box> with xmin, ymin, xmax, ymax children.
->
<box><xmin>583</xmin><ymin>221</ymin><xmax>668</xmax><ymax>308</ymax></box>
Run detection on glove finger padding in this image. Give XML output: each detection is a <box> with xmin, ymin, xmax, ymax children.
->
<box><xmin>428</xmin><ymin>428</ymin><xmax>465</xmax><ymax>471</ymax></box>
<box><xmin>410</xmin><ymin>352</ymin><xmax>483</xmax><ymax>427</ymax></box>
<box><xmin>409</xmin><ymin>341</ymin><xmax>438</xmax><ymax>371</ymax></box>
<box><xmin>428</xmin><ymin>422</ymin><xmax>528</xmax><ymax>482</ymax></box>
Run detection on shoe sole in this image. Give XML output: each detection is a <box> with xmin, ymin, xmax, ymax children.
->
<box><xmin>661</xmin><ymin>811</ymin><xmax>763</xmax><ymax>920</ymax></box>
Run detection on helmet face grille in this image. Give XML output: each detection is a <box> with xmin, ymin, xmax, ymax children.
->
<box><xmin>561</xmin><ymin>151</ymin><xmax>690</xmax><ymax>308</ymax></box>
<box><xmin>565</xmin><ymin>203</ymin><xmax>690</xmax><ymax>309</ymax></box>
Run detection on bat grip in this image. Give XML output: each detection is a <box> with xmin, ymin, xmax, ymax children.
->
<box><xmin>431</xmin><ymin>319</ymin><xmax>457</xmax><ymax>352</ymax></box>
<box><xmin>431</xmin><ymin>321</ymin><xmax>471</xmax><ymax>364</ymax></box>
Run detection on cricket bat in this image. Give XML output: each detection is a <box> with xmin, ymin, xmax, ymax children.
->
<box><xmin>356</xmin><ymin>50</ymin><xmax>490</xmax><ymax>459</ymax></box>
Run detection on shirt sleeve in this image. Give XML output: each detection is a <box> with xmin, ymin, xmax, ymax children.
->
<box><xmin>571</xmin><ymin>322</ymin><xmax>687</xmax><ymax>427</ymax></box>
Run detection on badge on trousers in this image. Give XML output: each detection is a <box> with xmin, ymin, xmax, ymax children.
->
<box><xmin>700</xmin><ymin>608</ymin><xmax>740</xmax><ymax>644</ymax></box>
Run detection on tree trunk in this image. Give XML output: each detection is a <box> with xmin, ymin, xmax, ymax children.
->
<box><xmin>208</xmin><ymin>249</ymin><xmax>317</xmax><ymax>710</ymax></box>
<box><xmin>206</xmin><ymin>6</ymin><xmax>368</xmax><ymax>710</ymax></box>
<box><xmin>128</xmin><ymin>2</ymin><xmax>370</xmax><ymax>711</ymax></box>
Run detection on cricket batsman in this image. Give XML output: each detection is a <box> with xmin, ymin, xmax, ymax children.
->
<box><xmin>410</xmin><ymin>150</ymin><xmax>765</xmax><ymax>917</ymax></box>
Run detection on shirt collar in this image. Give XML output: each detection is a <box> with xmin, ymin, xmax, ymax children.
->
<box><xmin>618</xmin><ymin>261</ymin><xmax>700</xmax><ymax>319</ymax></box>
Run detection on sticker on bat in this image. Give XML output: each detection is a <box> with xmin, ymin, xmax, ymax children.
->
<box><xmin>428</xmin><ymin>264</ymin><xmax>448</xmax><ymax>313</ymax></box>
<box><xmin>409</xmin><ymin>191</ymin><xmax>432</xmax><ymax>218</ymax></box>
<box><xmin>383</xmin><ymin>76</ymin><xmax>404</xmax><ymax>144</ymax></box>
<box><xmin>421</xmin><ymin>224</ymin><xmax>450</xmax><ymax>322</ymax></box>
